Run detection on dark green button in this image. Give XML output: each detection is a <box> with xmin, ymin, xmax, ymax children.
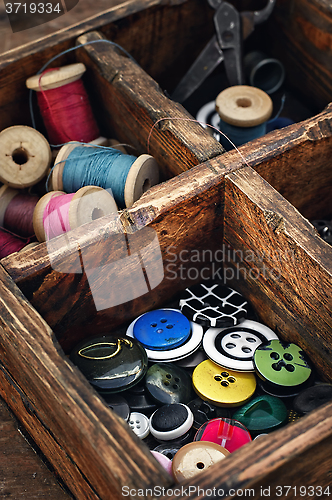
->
<box><xmin>70</xmin><ymin>335</ymin><xmax>148</xmax><ymax>393</ymax></box>
<box><xmin>233</xmin><ymin>395</ymin><xmax>288</xmax><ymax>434</ymax></box>
<box><xmin>145</xmin><ymin>362</ymin><xmax>194</xmax><ymax>405</ymax></box>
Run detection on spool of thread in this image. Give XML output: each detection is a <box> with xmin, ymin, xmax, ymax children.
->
<box><xmin>215</xmin><ymin>85</ymin><xmax>273</xmax><ymax>150</ymax></box>
<box><xmin>0</xmin><ymin>185</ymin><xmax>39</xmax><ymax>237</ymax></box>
<box><xmin>0</xmin><ymin>228</ymin><xmax>28</xmax><ymax>259</ymax></box>
<box><xmin>33</xmin><ymin>185</ymin><xmax>118</xmax><ymax>242</ymax></box>
<box><xmin>244</xmin><ymin>51</ymin><xmax>285</xmax><ymax>95</ymax></box>
<box><xmin>52</xmin><ymin>143</ymin><xmax>159</xmax><ymax>208</ymax></box>
<box><xmin>26</xmin><ymin>63</ymin><xmax>100</xmax><ymax>145</ymax></box>
<box><xmin>0</xmin><ymin>126</ymin><xmax>52</xmax><ymax>188</ymax></box>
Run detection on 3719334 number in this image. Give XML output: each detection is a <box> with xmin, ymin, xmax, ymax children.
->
<box><xmin>5</xmin><ymin>3</ymin><xmax>62</xmax><ymax>14</ymax></box>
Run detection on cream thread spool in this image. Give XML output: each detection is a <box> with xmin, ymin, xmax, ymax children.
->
<box><xmin>26</xmin><ymin>63</ymin><xmax>86</xmax><ymax>92</ymax></box>
<box><xmin>0</xmin><ymin>126</ymin><xmax>52</xmax><ymax>188</ymax></box>
<box><xmin>33</xmin><ymin>185</ymin><xmax>118</xmax><ymax>242</ymax></box>
<box><xmin>52</xmin><ymin>142</ymin><xmax>159</xmax><ymax>208</ymax></box>
<box><xmin>215</xmin><ymin>85</ymin><xmax>273</xmax><ymax>149</ymax></box>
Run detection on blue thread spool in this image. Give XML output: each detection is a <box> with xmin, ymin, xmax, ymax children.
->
<box><xmin>215</xmin><ymin>85</ymin><xmax>273</xmax><ymax>150</ymax></box>
<box><xmin>52</xmin><ymin>141</ymin><xmax>159</xmax><ymax>208</ymax></box>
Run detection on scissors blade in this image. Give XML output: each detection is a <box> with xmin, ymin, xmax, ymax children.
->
<box><xmin>171</xmin><ymin>35</ymin><xmax>224</xmax><ymax>103</ymax></box>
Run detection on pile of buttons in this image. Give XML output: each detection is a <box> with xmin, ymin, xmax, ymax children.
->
<box><xmin>70</xmin><ymin>282</ymin><xmax>332</xmax><ymax>482</ymax></box>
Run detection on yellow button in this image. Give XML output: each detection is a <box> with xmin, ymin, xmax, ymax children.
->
<box><xmin>192</xmin><ymin>359</ymin><xmax>256</xmax><ymax>407</ymax></box>
<box><xmin>172</xmin><ymin>441</ymin><xmax>230</xmax><ymax>482</ymax></box>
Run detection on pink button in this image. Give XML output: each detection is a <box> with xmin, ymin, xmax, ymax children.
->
<box><xmin>151</xmin><ymin>451</ymin><xmax>173</xmax><ymax>477</ymax></box>
<box><xmin>194</xmin><ymin>418</ymin><xmax>251</xmax><ymax>452</ymax></box>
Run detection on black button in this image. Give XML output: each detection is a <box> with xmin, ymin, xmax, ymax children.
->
<box><xmin>293</xmin><ymin>384</ymin><xmax>332</xmax><ymax>414</ymax></box>
<box><xmin>149</xmin><ymin>403</ymin><xmax>194</xmax><ymax>441</ymax></box>
<box><xmin>124</xmin><ymin>383</ymin><xmax>158</xmax><ymax>416</ymax></box>
<box><xmin>101</xmin><ymin>394</ymin><xmax>130</xmax><ymax>421</ymax></box>
<box><xmin>188</xmin><ymin>398</ymin><xmax>232</xmax><ymax>430</ymax></box>
<box><xmin>153</xmin><ymin>443</ymin><xmax>182</xmax><ymax>460</ymax></box>
<box><xmin>70</xmin><ymin>335</ymin><xmax>148</xmax><ymax>393</ymax></box>
<box><xmin>312</xmin><ymin>220</ymin><xmax>332</xmax><ymax>244</ymax></box>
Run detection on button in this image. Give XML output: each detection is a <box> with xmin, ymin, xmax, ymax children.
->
<box><xmin>194</xmin><ymin>418</ymin><xmax>252</xmax><ymax>453</ymax></box>
<box><xmin>127</xmin><ymin>309</ymin><xmax>203</xmax><ymax>362</ymax></box>
<box><xmin>145</xmin><ymin>362</ymin><xmax>194</xmax><ymax>405</ymax></box>
<box><xmin>172</xmin><ymin>442</ymin><xmax>230</xmax><ymax>482</ymax></box>
<box><xmin>153</xmin><ymin>443</ymin><xmax>182</xmax><ymax>460</ymax></box>
<box><xmin>149</xmin><ymin>404</ymin><xmax>194</xmax><ymax>441</ymax></box>
<box><xmin>101</xmin><ymin>394</ymin><xmax>130</xmax><ymax>421</ymax></box>
<box><xmin>70</xmin><ymin>335</ymin><xmax>148</xmax><ymax>393</ymax></box>
<box><xmin>293</xmin><ymin>384</ymin><xmax>332</xmax><ymax>414</ymax></box>
<box><xmin>128</xmin><ymin>412</ymin><xmax>150</xmax><ymax>439</ymax></box>
<box><xmin>312</xmin><ymin>220</ymin><xmax>332</xmax><ymax>244</ymax></box>
<box><xmin>192</xmin><ymin>359</ymin><xmax>256</xmax><ymax>407</ymax></box>
<box><xmin>133</xmin><ymin>309</ymin><xmax>191</xmax><ymax>350</ymax></box>
<box><xmin>187</xmin><ymin>398</ymin><xmax>232</xmax><ymax>430</ymax></box>
<box><xmin>174</xmin><ymin>349</ymin><xmax>207</xmax><ymax>369</ymax></box>
<box><xmin>150</xmin><ymin>451</ymin><xmax>173</xmax><ymax>476</ymax></box>
<box><xmin>253</xmin><ymin>339</ymin><xmax>313</xmax><ymax>396</ymax></box>
<box><xmin>232</xmin><ymin>395</ymin><xmax>288</xmax><ymax>435</ymax></box>
<box><xmin>203</xmin><ymin>319</ymin><xmax>278</xmax><ymax>371</ymax></box>
<box><xmin>124</xmin><ymin>383</ymin><xmax>158</xmax><ymax>416</ymax></box>
<box><xmin>179</xmin><ymin>282</ymin><xmax>248</xmax><ymax>327</ymax></box>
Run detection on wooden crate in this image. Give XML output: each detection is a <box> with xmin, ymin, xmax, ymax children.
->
<box><xmin>0</xmin><ymin>0</ymin><xmax>331</xmax><ymax>498</ymax></box>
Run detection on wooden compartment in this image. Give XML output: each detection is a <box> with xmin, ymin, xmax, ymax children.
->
<box><xmin>0</xmin><ymin>0</ymin><xmax>331</xmax><ymax>498</ymax></box>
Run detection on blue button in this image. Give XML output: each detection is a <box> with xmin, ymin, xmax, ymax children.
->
<box><xmin>133</xmin><ymin>309</ymin><xmax>191</xmax><ymax>351</ymax></box>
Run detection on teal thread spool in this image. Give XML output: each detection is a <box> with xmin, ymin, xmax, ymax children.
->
<box><xmin>52</xmin><ymin>141</ymin><xmax>159</xmax><ymax>208</ymax></box>
<box><xmin>215</xmin><ymin>85</ymin><xmax>273</xmax><ymax>151</ymax></box>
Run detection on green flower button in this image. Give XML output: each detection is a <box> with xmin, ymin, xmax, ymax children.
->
<box><xmin>233</xmin><ymin>395</ymin><xmax>288</xmax><ymax>435</ymax></box>
<box><xmin>254</xmin><ymin>339</ymin><xmax>312</xmax><ymax>396</ymax></box>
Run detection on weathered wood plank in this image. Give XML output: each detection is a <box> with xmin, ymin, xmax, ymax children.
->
<box><xmin>75</xmin><ymin>30</ymin><xmax>223</xmax><ymax>178</ymax></box>
<box><xmin>0</xmin><ymin>394</ymin><xmax>72</xmax><ymax>499</ymax></box>
<box><xmin>223</xmin><ymin>166</ymin><xmax>332</xmax><ymax>381</ymax></box>
<box><xmin>164</xmin><ymin>402</ymin><xmax>332</xmax><ymax>499</ymax></box>
<box><xmin>0</xmin><ymin>264</ymin><xmax>172</xmax><ymax>499</ymax></box>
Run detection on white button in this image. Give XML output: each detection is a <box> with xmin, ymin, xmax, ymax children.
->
<box><xmin>203</xmin><ymin>319</ymin><xmax>278</xmax><ymax>371</ymax></box>
<box><xmin>128</xmin><ymin>412</ymin><xmax>150</xmax><ymax>439</ymax></box>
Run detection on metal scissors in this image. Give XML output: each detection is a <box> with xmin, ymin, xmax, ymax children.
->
<box><xmin>172</xmin><ymin>0</ymin><xmax>276</xmax><ymax>103</ymax></box>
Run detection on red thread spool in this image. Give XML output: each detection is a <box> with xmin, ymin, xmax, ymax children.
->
<box><xmin>26</xmin><ymin>63</ymin><xmax>100</xmax><ymax>145</ymax></box>
<box><xmin>0</xmin><ymin>228</ymin><xmax>27</xmax><ymax>259</ymax></box>
<box><xmin>0</xmin><ymin>185</ymin><xmax>38</xmax><ymax>238</ymax></box>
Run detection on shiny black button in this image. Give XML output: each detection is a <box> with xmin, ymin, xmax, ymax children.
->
<box><xmin>124</xmin><ymin>382</ymin><xmax>158</xmax><ymax>416</ymax></box>
<box><xmin>145</xmin><ymin>362</ymin><xmax>194</xmax><ymax>404</ymax></box>
<box><xmin>293</xmin><ymin>384</ymin><xmax>332</xmax><ymax>414</ymax></box>
<box><xmin>188</xmin><ymin>398</ymin><xmax>232</xmax><ymax>430</ymax></box>
<box><xmin>153</xmin><ymin>443</ymin><xmax>182</xmax><ymax>460</ymax></box>
<box><xmin>312</xmin><ymin>220</ymin><xmax>332</xmax><ymax>244</ymax></box>
<box><xmin>70</xmin><ymin>335</ymin><xmax>148</xmax><ymax>393</ymax></box>
<box><xmin>101</xmin><ymin>394</ymin><xmax>130</xmax><ymax>421</ymax></box>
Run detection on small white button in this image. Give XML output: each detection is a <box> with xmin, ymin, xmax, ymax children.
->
<box><xmin>128</xmin><ymin>412</ymin><xmax>150</xmax><ymax>439</ymax></box>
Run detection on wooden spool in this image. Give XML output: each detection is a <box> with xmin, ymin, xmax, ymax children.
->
<box><xmin>53</xmin><ymin>143</ymin><xmax>159</xmax><ymax>208</ymax></box>
<box><xmin>25</xmin><ymin>63</ymin><xmax>86</xmax><ymax>91</ymax></box>
<box><xmin>33</xmin><ymin>186</ymin><xmax>118</xmax><ymax>242</ymax></box>
<box><xmin>0</xmin><ymin>126</ymin><xmax>52</xmax><ymax>188</ymax></box>
<box><xmin>215</xmin><ymin>85</ymin><xmax>273</xmax><ymax>127</ymax></box>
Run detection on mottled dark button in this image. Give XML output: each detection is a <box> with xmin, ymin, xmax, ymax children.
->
<box><xmin>133</xmin><ymin>309</ymin><xmax>191</xmax><ymax>350</ymax></box>
<box><xmin>101</xmin><ymin>394</ymin><xmax>130</xmax><ymax>421</ymax></box>
<box><xmin>254</xmin><ymin>339</ymin><xmax>313</xmax><ymax>397</ymax></box>
<box><xmin>179</xmin><ymin>282</ymin><xmax>248</xmax><ymax>327</ymax></box>
<box><xmin>149</xmin><ymin>404</ymin><xmax>194</xmax><ymax>441</ymax></box>
<box><xmin>194</xmin><ymin>418</ymin><xmax>252</xmax><ymax>452</ymax></box>
<box><xmin>293</xmin><ymin>384</ymin><xmax>332</xmax><ymax>414</ymax></box>
<box><xmin>124</xmin><ymin>383</ymin><xmax>157</xmax><ymax>416</ymax></box>
<box><xmin>232</xmin><ymin>395</ymin><xmax>288</xmax><ymax>435</ymax></box>
<box><xmin>70</xmin><ymin>335</ymin><xmax>148</xmax><ymax>393</ymax></box>
<box><xmin>188</xmin><ymin>398</ymin><xmax>232</xmax><ymax>430</ymax></box>
<box><xmin>145</xmin><ymin>362</ymin><xmax>194</xmax><ymax>404</ymax></box>
<box><xmin>172</xmin><ymin>442</ymin><xmax>230</xmax><ymax>482</ymax></box>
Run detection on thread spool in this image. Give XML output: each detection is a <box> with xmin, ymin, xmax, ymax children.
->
<box><xmin>0</xmin><ymin>228</ymin><xmax>28</xmax><ymax>259</ymax></box>
<box><xmin>215</xmin><ymin>85</ymin><xmax>273</xmax><ymax>149</ymax></box>
<box><xmin>0</xmin><ymin>126</ymin><xmax>52</xmax><ymax>188</ymax></box>
<box><xmin>52</xmin><ymin>143</ymin><xmax>159</xmax><ymax>208</ymax></box>
<box><xmin>26</xmin><ymin>63</ymin><xmax>100</xmax><ymax>145</ymax></box>
<box><xmin>0</xmin><ymin>185</ymin><xmax>39</xmax><ymax>237</ymax></box>
<box><xmin>244</xmin><ymin>51</ymin><xmax>285</xmax><ymax>95</ymax></box>
<box><xmin>33</xmin><ymin>185</ymin><xmax>118</xmax><ymax>242</ymax></box>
